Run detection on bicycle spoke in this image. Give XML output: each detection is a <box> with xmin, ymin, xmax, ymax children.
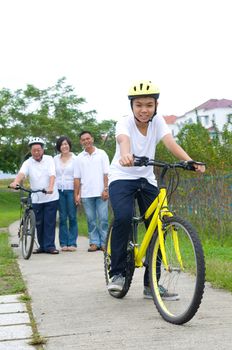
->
<box><xmin>21</xmin><ymin>210</ymin><xmax>36</xmax><ymax>259</ymax></box>
<box><xmin>149</xmin><ymin>216</ymin><xmax>205</xmax><ymax>324</ymax></box>
<box><xmin>104</xmin><ymin>222</ymin><xmax>135</xmax><ymax>299</ymax></box>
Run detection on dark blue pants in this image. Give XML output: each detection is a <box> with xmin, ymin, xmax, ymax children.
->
<box><xmin>33</xmin><ymin>200</ymin><xmax>58</xmax><ymax>251</ymax></box>
<box><xmin>109</xmin><ymin>178</ymin><xmax>159</xmax><ymax>286</ymax></box>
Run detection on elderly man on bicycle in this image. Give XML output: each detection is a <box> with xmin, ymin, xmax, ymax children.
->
<box><xmin>10</xmin><ymin>137</ymin><xmax>59</xmax><ymax>254</ymax></box>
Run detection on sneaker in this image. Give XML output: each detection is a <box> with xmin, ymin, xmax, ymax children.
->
<box><xmin>143</xmin><ymin>286</ymin><xmax>153</xmax><ymax>299</ymax></box>
<box><xmin>108</xmin><ymin>274</ymin><xmax>125</xmax><ymax>292</ymax></box>
<box><xmin>159</xmin><ymin>285</ymin><xmax>180</xmax><ymax>301</ymax></box>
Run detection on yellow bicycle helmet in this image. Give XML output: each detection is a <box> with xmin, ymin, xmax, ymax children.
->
<box><xmin>128</xmin><ymin>80</ymin><xmax>160</xmax><ymax>100</ymax></box>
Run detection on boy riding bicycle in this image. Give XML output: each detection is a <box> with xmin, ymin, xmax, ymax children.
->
<box><xmin>107</xmin><ymin>80</ymin><xmax>205</xmax><ymax>298</ymax></box>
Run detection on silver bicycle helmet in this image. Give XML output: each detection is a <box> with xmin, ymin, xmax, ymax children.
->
<box><xmin>28</xmin><ymin>137</ymin><xmax>45</xmax><ymax>147</ymax></box>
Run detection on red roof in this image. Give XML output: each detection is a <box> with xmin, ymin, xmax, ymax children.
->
<box><xmin>207</xmin><ymin>126</ymin><xmax>216</xmax><ymax>131</ymax></box>
<box><xmin>196</xmin><ymin>99</ymin><xmax>232</xmax><ymax>111</ymax></box>
<box><xmin>163</xmin><ymin>115</ymin><xmax>177</xmax><ymax>124</ymax></box>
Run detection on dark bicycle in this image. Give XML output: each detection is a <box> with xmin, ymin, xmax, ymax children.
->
<box><xmin>9</xmin><ymin>185</ymin><xmax>46</xmax><ymax>259</ymax></box>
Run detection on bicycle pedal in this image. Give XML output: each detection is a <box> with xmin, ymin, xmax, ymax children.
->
<box><xmin>11</xmin><ymin>243</ymin><xmax>19</xmax><ymax>247</ymax></box>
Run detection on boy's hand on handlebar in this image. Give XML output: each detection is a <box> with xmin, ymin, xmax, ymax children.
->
<box><xmin>193</xmin><ymin>163</ymin><xmax>206</xmax><ymax>173</ymax></box>
<box><xmin>184</xmin><ymin>160</ymin><xmax>206</xmax><ymax>173</ymax></box>
<box><xmin>119</xmin><ymin>153</ymin><xmax>134</xmax><ymax>167</ymax></box>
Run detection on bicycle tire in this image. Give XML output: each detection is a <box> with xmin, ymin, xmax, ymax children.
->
<box><xmin>21</xmin><ymin>209</ymin><xmax>36</xmax><ymax>259</ymax></box>
<box><xmin>104</xmin><ymin>222</ymin><xmax>135</xmax><ymax>299</ymax></box>
<box><xmin>149</xmin><ymin>215</ymin><xmax>205</xmax><ymax>324</ymax></box>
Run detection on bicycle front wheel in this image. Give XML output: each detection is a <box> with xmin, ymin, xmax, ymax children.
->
<box><xmin>21</xmin><ymin>209</ymin><xmax>36</xmax><ymax>259</ymax></box>
<box><xmin>104</xmin><ymin>222</ymin><xmax>135</xmax><ymax>299</ymax></box>
<box><xmin>149</xmin><ymin>215</ymin><xmax>205</xmax><ymax>324</ymax></box>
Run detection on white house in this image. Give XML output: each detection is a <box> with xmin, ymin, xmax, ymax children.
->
<box><xmin>164</xmin><ymin>99</ymin><xmax>232</xmax><ymax>138</ymax></box>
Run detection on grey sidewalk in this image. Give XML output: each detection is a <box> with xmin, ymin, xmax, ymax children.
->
<box><xmin>0</xmin><ymin>294</ymin><xmax>36</xmax><ymax>350</ymax></box>
<box><xmin>5</xmin><ymin>221</ymin><xmax>232</xmax><ymax>349</ymax></box>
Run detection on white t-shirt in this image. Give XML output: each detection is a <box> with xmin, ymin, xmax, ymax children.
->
<box><xmin>109</xmin><ymin>114</ymin><xmax>171</xmax><ymax>187</ymax></box>
<box><xmin>74</xmin><ymin>147</ymin><xmax>110</xmax><ymax>198</ymax></box>
<box><xmin>20</xmin><ymin>155</ymin><xmax>59</xmax><ymax>204</ymax></box>
<box><xmin>54</xmin><ymin>153</ymin><xmax>77</xmax><ymax>191</ymax></box>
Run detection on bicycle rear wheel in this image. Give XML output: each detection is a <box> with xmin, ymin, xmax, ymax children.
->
<box><xmin>21</xmin><ymin>209</ymin><xmax>36</xmax><ymax>259</ymax></box>
<box><xmin>149</xmin><ymin>215</ymin><xmax>205</xmax><ymax>324</ymax></box>
<box><xmin>104</xmin><ymin>222</ymin><xmax>135</xmax><ymax>298</ymax></box>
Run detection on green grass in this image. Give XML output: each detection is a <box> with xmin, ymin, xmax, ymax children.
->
<box><xmin>0</xmin><ymin>233</ymin><xmax>26</xmax><ymax>295</ymax></box>
<box><xmin>0</xmin><ymin>190</ymin><xmax>20</xmax><ymax>227</ymax></box>
<box><xmin>203</xmin><ymin>239</ymin><xmax>232</xmax><ymax>292</ymax></box>
<box><xmin>77</xmin><ymin>206</ymin><xmax>88</xmax><ymax>238</ymax></box>
<box><xmin>0</xmin><ymin>182</ymin><xmax>48</xmax><ymax>346</ymax></box>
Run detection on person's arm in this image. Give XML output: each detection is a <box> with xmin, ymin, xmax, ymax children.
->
<box><xmin>47</xmin><ymin>175</ymin><xmax>55</xmax><ymax>194</ymax></box>
<box><xmin>46</xmin><ymin>156</ymin><xmax>57</xmax><ymax>193</ymax></box>
<box><xmin>101</xmin><ymin>174</ymin><xmax>109</xmax><ymax>201</ymax></box>
<box><xmin>162</xmin><ymin>134</ymin><xmax>205</xmax><ymax>173</ymax></box>
<box><xmin>10</xmin><ymin>172</ymin><xmax>25</xmax><ymax>188</ymax></box>
<box><xmin>117</xmin><ymin>134</ymin><xmax>134</xmax><ymax>166</ymax></box>
<box><xmin>74</xmin><ymin>178</ymin><xmax>81</xmax><ymax>205</ymax></box>
<box><xmin>162</xmin><ymin>134</ymin><xmax>192</xmax><ymax>161</ymax></box>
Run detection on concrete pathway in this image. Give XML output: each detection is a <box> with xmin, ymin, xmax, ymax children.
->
<box><xmin>3</xmin><ymin>221</ymin><xmax>232</xmax><ymax>349</ymax></box>
<box><xmin>0</xmin><ymin>294</ymin><xmax>36</xmax><ymax>349</ymax></box>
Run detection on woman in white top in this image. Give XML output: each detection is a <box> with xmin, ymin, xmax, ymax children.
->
<box><xmin>54</xmin><ymin>136</ymin><xmax>78</xmax><ymax>251</ymax></box>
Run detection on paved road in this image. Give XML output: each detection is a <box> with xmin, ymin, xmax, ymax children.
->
<box><xmin>8</xmin><ymin>221</ymin><xmax>232</xmax><ymax>350</ymax></box>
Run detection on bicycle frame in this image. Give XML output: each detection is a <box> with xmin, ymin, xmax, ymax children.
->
<box><xmin>134</xmin><ymin>186</ymin><xmax>183</xmax><ymax>272</ymax></box>
<box><xmin>105</xmin><ymin>156</ymin><xmax>206</xmax><ymax>323</ymax></box>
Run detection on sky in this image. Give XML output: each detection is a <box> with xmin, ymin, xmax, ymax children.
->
<box><xmin>0</xmin><ymin>0</ymin><xmax>231</xmax><ymax>121</ymax></box>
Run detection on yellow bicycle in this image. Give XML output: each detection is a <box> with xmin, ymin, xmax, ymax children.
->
<box><xmin>104</xmin><ymin>157</ymin><xmax>205</xmax><ymax>324</ymax></box>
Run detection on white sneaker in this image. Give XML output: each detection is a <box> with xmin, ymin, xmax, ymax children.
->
<box><xmin>108</xmin><ymin>274</ymin><xmax>125</xmax><ymax>292</ymax></box>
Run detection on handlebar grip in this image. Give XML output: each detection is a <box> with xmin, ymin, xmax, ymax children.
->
<box><xmin>133</xmin><ymin>155</ymin><xmax>149</xmax><ymax>166</ymax></box>
<box><xmin>133</xmin><ymin>159</ymin><xmax>142</xmax><ymax>166</ymax></box>
<box><xmin>8</xmin><ymin>185</ymin><xmax>20</xmax><ymax>190</ymax></box>
<box><xmin>183</xmin><ymin>161</ymin><xmax>206</xmax><ymax>171</ymax></box>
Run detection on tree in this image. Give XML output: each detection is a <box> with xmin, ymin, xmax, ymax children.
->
<box><xmin>0</xmin><ymin>78</ymin><xmax>116</xmax><ymax>172</ymax></box>
<box><xmin>176</xmin><ymin>122</ymin><xmax>219</xmax><ymax>172</ymax></box>
<box><xmin>218</xmin><ymin>122</ymin><xmax>232</xmax><ymax>170</ymax></box>
<box><xmin>156</xmin><ymin>122</ymin><xmax>232</xmax><ymax>173</ymax></box>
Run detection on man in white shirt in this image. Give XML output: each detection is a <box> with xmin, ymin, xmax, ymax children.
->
<box><xmin>10</xmin><ymin>137</ymin><xmax>59</xmax><ymax>254</ymax></box>
<box><xmin>74</xmin><ymin>131</ymin><xmax>110</xmax><ymax>252</ymax></box>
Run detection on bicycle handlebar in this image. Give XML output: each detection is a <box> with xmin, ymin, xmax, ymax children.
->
<box><xmin>133</xmin><ymin>155</ymin><xmax>206</xmax><ymax>171</ymax></box>
<box><xmin>8</xmin><ymin>184</ymin><xmax>47</xmax><ymax>194</ymax></box>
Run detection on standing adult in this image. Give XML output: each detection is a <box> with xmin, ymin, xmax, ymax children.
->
<box><xmin>74</xmin><ymin>131</ymin><xmax>110</xmax><ymax>252</ymax></box>
<box><xmin>10</xmin><ymin>137</ymin><xmax>59</xmax><ymax>254</ymax></box>
<box><xmin>54</xmin><ymin>136</ymin><xmax>78</xmax><ymax>252</ymax></box>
